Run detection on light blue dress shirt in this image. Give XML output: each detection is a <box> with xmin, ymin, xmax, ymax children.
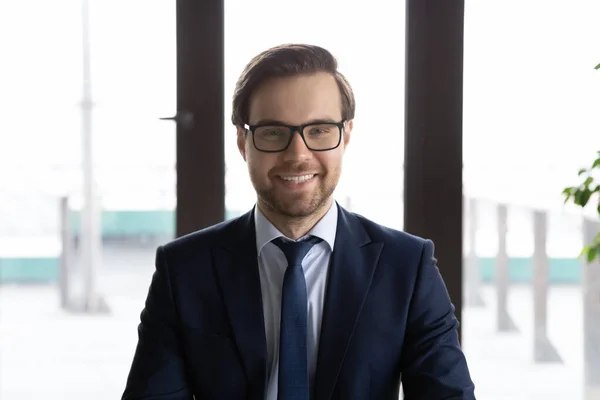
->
<box><xmin>254</xmin><ymin>201</ymin><xmax>338</xmax><ymax>400</ymax></box>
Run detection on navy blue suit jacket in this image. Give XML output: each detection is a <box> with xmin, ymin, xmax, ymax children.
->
<box><xmin>122</xmin><ymin>206</ymin><xmax>475</xmax><ymax>399</ymax></box>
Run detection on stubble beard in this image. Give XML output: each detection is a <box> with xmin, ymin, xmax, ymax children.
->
<box><xmin>253</xmin><ymin>172</ymin><xmax>338</xmax><ymax>219</ymax></box>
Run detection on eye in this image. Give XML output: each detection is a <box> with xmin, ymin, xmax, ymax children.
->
<box><xmin>263</xmin><ymin>129</ymin><xmax>282</xmax><ymax>136</ymax></box>
<box><xmin>254</xmin><ymin>126</ymin><xmax>291</xmax><ymax>143</ymax></box>
<box><xmin>257</xmin><ymin>126</ymin><xmax>287</xmax><ymax>136</ymax></box>
<box><xmin>307</xmin><ymin>124</ymin><xmax>335</xmax><ymax>135</ymax></box>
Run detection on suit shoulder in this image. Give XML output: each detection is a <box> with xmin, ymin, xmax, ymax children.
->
<box><xmin>352</xmin><ymin>212</ymin><xmax>429</xmax><ymax>250</ymax></box>
<box><xmin>348</xmin><ymin>212</ymin><xmax>434</xmax><ymax>277</ymax></box>
<box><xmin>161</xmin><ymin>215</ymin><xmax>243</xmax><ymax>254</ymax></box>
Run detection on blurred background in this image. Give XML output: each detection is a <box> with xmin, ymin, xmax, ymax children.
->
<box><xmin>0</xmin><ymin>0</ymin><xmax>599</xmax><ymax>399</ymax></box>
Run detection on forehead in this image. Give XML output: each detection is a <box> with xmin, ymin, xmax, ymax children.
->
<box><xmin>248</xmin><ymin>72</ymin><xmax>342</xmax><ymax>125</ymax></box>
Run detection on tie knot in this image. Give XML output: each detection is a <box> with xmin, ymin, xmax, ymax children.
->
<box><xmin>271</xmin><ymin>236</ymin><xmax>323</xmax><ymax>267</ymax></box>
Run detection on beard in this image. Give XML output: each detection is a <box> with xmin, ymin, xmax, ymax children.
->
<box><xmin>251</xmin><ymin>165</ymin><xmax>339</xmax><ymax>218</ymax></box>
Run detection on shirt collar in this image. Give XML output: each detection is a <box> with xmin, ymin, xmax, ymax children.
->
<box><xmin>254</xmin><ymin>201</ymin><xmax>338</xmax><ymax>255</ymax></box>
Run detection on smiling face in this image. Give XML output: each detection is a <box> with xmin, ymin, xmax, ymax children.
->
<box><xmin>237</xmin><ymin>71</ymin><xmax>353</xmax><ymax>219</ymax></box>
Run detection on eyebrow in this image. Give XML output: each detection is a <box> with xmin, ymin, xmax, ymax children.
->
<box><xmin>250</xmin><ymin>118</ymin><xmax>341</xmax><ymax>126</ymax></box>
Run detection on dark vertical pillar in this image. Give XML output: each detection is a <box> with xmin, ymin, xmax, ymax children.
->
<box><xmin>404</xmin><ymin>0</ymin><xmax>465</xmax><ymax>337</ymax></box>
<box><xmin>176</xmin><ymin>0</ymin><xmax>225</xmax><ymax>237</ymax></box>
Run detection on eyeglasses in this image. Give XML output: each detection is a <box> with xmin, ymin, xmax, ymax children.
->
<box><xmin>244</xmin><ymin>120</ymin><xmax>345</xmax><ymax>153</ymax></box>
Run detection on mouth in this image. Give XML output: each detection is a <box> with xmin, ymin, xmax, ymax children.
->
<box><xmin>276</xmin><ymin>174</ymin><xmax>317</xmax><ymax>188</ymax></box>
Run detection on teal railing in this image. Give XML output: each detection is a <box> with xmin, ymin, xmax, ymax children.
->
<box><xmin>0</xmin><ymin>209</ymin><xmax>583</xmax><ymax>284</ymax></box>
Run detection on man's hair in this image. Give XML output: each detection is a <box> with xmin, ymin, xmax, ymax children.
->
<box><xmin>231</xmin><ymin>43</ymin><xmax>356</xmax><ymax>127</ymax></box>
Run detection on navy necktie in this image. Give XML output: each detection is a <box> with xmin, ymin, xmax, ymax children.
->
<box><xmin>272</xmin><ymin>236</ymin><xmax>323</xmax><ymax>400</ymax></box>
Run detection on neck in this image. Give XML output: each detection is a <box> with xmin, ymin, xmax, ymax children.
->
<box><xmin>258</xmin><ymin>198</ymin><xmax>333</xmax><ymax>240</ymax></box>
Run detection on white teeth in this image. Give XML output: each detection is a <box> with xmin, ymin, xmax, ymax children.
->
<box><xmin>281</xmin><ymin>174</ymin><xmax>314</xmax><ymax>183</ymax></box>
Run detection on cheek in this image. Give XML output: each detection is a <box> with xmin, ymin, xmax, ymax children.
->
<box><xmin>247</xmin><ymin>151</ymin><xmax>276</xmax><ymax>177</ymax></box>
<box><xmin>317</xmin><ymin>151</ymin><xmax>343</xmax><ymax>173</ymax></box>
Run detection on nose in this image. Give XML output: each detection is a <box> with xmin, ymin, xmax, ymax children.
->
<box><xmin>282</xmin><ymin>131</ymin><xmax>312</xmax><ymax>162</ymax></box>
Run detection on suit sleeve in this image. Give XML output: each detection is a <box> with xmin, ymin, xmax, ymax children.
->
<box><xmin>122</xmin><ymin>246</ymin><xmax>193</xmax><ymax>400</ymax></box>
<box><xmin>400</xmin><ymin>240</ymin><xmax>476</xmax><ymax>400</ymax></box>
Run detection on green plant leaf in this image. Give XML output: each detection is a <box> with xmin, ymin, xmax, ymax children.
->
<box><xmin>567</xmin><ymin>149</ymin><xmax>600</xmax><ymax>263</ymax></box>
<box><xmin>574</xmin><ymin>189</ymin><xmax>582</xmax><ymax>205</ymax></box>
<box><xmin>595</xmin><ymin>63</ymin><xmax>600</xmax><ymax>70</ymax></box>
<box><xmin>583</xmin><ymin>189</ymin><xmax>593</xmax><ymax>206</ymax></box>
<box><xmin>588</xmin><ymin>237</ymin><xmax>600</xmax><ymax>264</ymax></box>
<box><xmin>575</xmin><ymin>188</ymin><xmax>593</xmax><ymax>207</ymax></box>
<box><xmin>587</xmin><ymin>246</ymin><xmax>597</xmax><ymax>263</ymax></box>
<box><xmin>563</xmin><ymin>187</ymin><xmax>579</xmax><ymax>203</ymax></box>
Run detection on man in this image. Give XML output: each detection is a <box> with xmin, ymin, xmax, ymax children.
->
<box><xmin>122</xmin><ymin>44</ymin><xmax>475</xmax><ymax>400</ymax></box>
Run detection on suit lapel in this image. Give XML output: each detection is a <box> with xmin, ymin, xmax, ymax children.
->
<box><xmin>314</xmin><ymin>206</ymin><xmax>383</xmax><ymax>400</ymax></box>
<box><xmin>213</xmin><ymin>210</ymin><xmax>267</xmax><ymax>399</ymax></box>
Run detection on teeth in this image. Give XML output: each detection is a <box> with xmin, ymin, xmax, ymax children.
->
<box><xmin>281</xmin><ymin>174</ymin><xmax>314</xmax><ymax>183</ymax></box>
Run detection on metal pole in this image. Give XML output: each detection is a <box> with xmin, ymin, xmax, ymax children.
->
<box><xmin>80</xmin><ymin>0</ymin><xmax>103</xmax><ymax>312</ymax></box>
<box><xmin>532</xmin><ymin>210</ymin><xmax>561</xmax><ymax>363</ymax></box>
<box><xmin>344</xmin><ymin>195</ymin><xmax>352</xmax><ymax>212</ymax></box>
<box><xmin>583</xmin><ymin>218</ymin><xmax>600</xmax><ymax>399</ymax></box>
<box><xmin>496</xmin><ymin>203</ymin><xmax>517</xmax><ymax>332</ymax></box>
<box><xmin>59</xmin><ymin>196</ymin><xmax>72</xmax><ymax>309</ymax></box>
<box><xmin>465</xmin><ymin>197</ymin><xmax>484</xmax><ymax>307</ymax></box>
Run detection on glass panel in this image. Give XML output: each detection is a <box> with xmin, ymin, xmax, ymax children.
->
<box><xmin>0</xmin><ymin>1</ymin><xmax>176</xmax><ymax>398</ymax></box>
<box><xmin>224</xmin><ymin>0</ymin><xmax>406</xmax><ymax>229</ymax></box>
<box><xmin>462</xmin><ymin>1</ymin><xmax>600</xmax><ymax>399</ymax></box>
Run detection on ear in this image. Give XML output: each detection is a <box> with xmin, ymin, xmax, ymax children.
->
<box><xmin>342</xmin><ymin>120</ymin><xmax>353</xmax><ymax>149</ymax></box>
<box><xmin>236</xmin><ymin>126</ymin><xmax>248</xmax><ymax>161</ymax></box>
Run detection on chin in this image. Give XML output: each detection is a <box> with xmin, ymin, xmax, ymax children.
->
<box><xmin>277</xmin><ymin>203</ymin><xmax>319</xmax><ymax>218</ymax></box>
<box><xmin>278</xmin><ymin>191</ymin><xmax>335</xmax><ymax>217</ymax></box>
<box><xmin>259</xmin><ymin>190</ymin><xmax>329</xmax><ymax>218</ymax></box>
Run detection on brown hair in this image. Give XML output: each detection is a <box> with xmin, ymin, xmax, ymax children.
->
<box><xmin>231</xmin><ymin>43</ymin><xmax>356</xmax><ymax>127</ymax></box>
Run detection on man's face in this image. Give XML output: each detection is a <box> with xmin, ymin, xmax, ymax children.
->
<box><xmin>237</xmin><ymin>71</ymin><xmax>353</xmax><ymax>218</ymax></box>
